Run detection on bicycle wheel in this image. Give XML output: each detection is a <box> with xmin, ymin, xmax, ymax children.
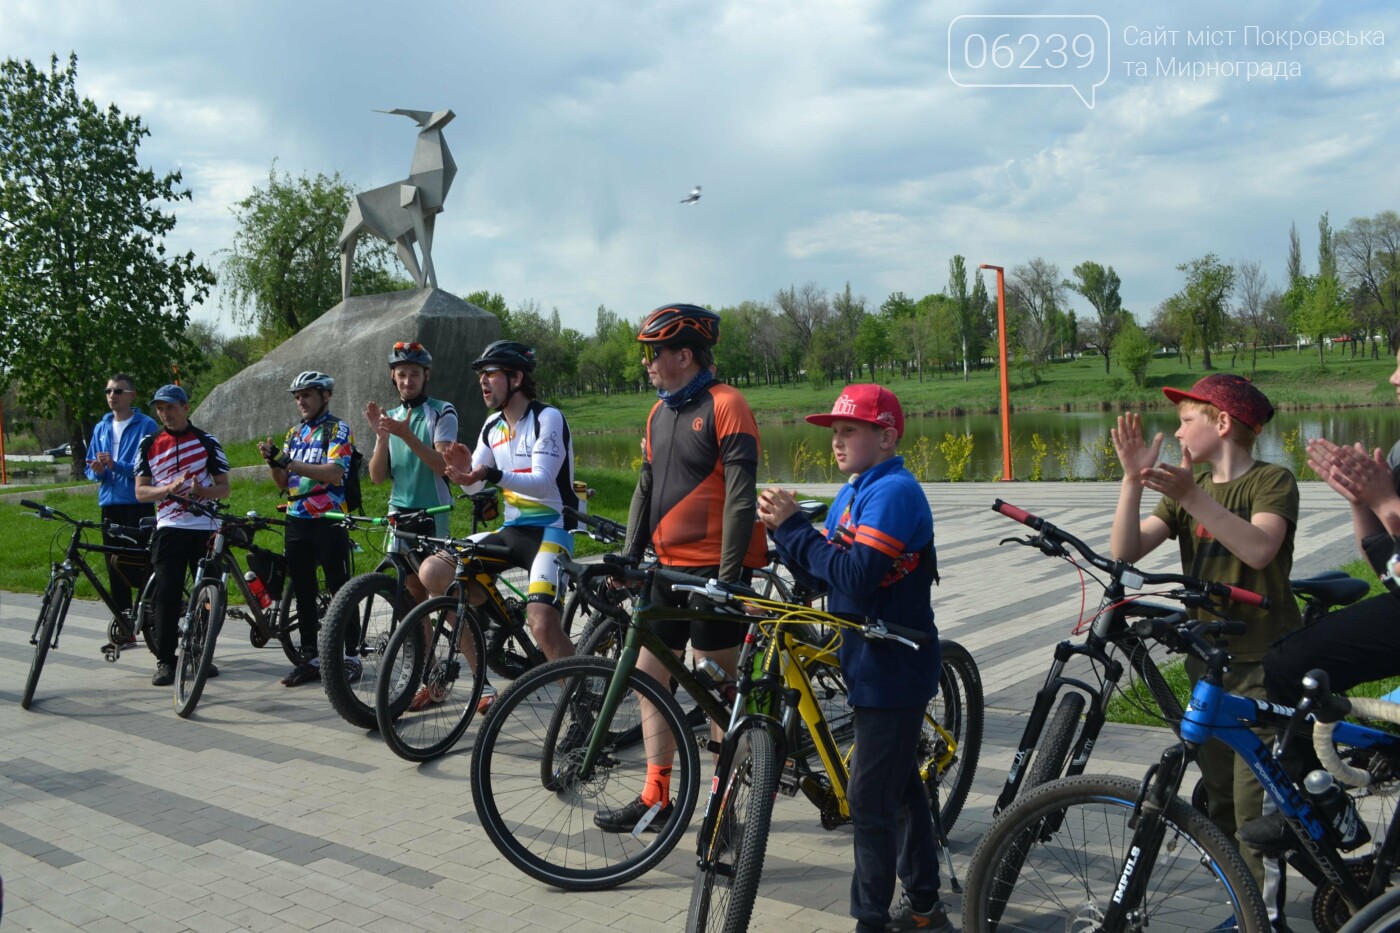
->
<box><xmin>924</xmin><ymin>639</ymin><xmax>982</xmax><ymax>832</ymax></box>
<box><xmin>273</xmin><ymin>573</ymin><xmax>331</xmax><ymax>666</ymax></box>
<box><xmin>318</xmin><ymin>572</ymin><xmax>402</xmax><ymax>730</ymax></box>
<box><xmin>964</xmin><ymin>774</ymin><xmax>1268</xmax><ymax>933</ymax></box>
<box><xmin>686</xmin><ymin>726</ymin><xmax>780</xmax><ymax>933</ymax></box>
<box><xmin>375</xmin><ymin>597</ymin><xmax>486</xmax><ymax>762</ymax></box>
<box><xmin>565</xmin><ymin>580</ymin><xmax>634</xmax><ymax>659</ymax></box>
<box><xmin>133</xmin><ymin>571</ymin><xmax>159</xmax><ymax>655</ymax></box>
<box><xmin>1022</xmin><ymin>691</ymin><xmax>1086</xmax><ymax>792</ymax></box>
<box><xmin>471</xmin><ymin>655</ymin><xmax>700</xmax><ymax>890</ymax></box>
<box><xmin>576</xmin><ymin>609</ymin><xmax>627</xmax><ymax>660</ymax></box>
<box><xmin>481</xmin><ymin>597</ymin><xmax>542</xmax><ymax>681</ymax></box>
<box><xmin>1338</xmin><ymin>885</ymin><xmax>1400</xmax><ymax>933</ymax></box>
<box><xmin>22</xmin><ymin>577</ymin><xmax>71</xmax><ymax>710</ymax></box>
<box><xmin>175</xmin><ymin>581</ymin><xmax>225</xmax><ymax>718</ymax></box>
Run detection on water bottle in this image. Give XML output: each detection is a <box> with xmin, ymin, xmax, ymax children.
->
<box><xmin>1304</xmin><ymin>769</ymin><xmax>1370</xmax><ymax>850</ymax></box>
<box><xmin>695</xmin><ymin>657</ymin><xmax>737</xmax><ymax>703</ymax></box>
<box><xmin>244</xmin><ymin>571</ymin><xmax>273</xmax><ymax>610</ymax></box>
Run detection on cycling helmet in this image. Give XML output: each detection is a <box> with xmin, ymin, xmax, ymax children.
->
<box><xmin>288</xmin><ymin>371</ymin><xmax>335</xmax><ymax>392</ymax></box>
<box><xmin>388</xmin><ymin>341</ymin><xmax>433</xmax><ymax>368</ymax></box>
<box><xmin>637</xmin><ymin>304</ymin><xmax>720</xmax><ymax>348</ymax></box>
<box><xmin>471</xmin><ymin>339</ymin><xmax>537</xmax><ymax>373</ymax></box>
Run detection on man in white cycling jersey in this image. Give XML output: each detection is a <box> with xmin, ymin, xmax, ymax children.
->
<box><xmin>419</xmin><ymin>340</ymin><xmax>579</xmax><ymax>711</ymax></box>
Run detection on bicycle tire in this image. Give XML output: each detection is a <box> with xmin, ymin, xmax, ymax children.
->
<box><xmin>562</xmin><ymin>575</ymin><xmax>632</xmax><ymax>638</ymax></box>
<box><xmin>686</xmin><ymin>726</ymin><xmax>780</xmax><ymax>933</ymax></box>
<box><xmin>175</xmin><ymin>581</ymin><xmax>225</xmax><ymax>718</ymax></box>
<box><xmin>926</xmin><ymin>639</ymin><xmax>982</xmax><ymax>832</ymax></box>
<box><xmin>963</xmin><ymin>774</ymin><xmax>1268</xmax><ymax>933</ymax></box>
<box><xmin>375</xmin><ymin>597</ymin><xmax>486</xmax><ymax>761</ymax></box>
<box><xmin>318</xmin><ymin>572</ymin><xmax>402</xmax><ymax>730</ymax></box>
<box><xmin>21</xmin><ymin>577</ymin><xmax>70</xmax><ymax>710</ymax></box>
<box><xmin>1022</xmin><ymin>691</ymin><xmax>1086</xmax><ymax>792</ymax></box>
<box><xmin>1124</xmin><ymin>634</ymin><xmax>1186</xmax><ymax>723</ymax></box>
<box><xmin>273</xmin><ymin>575</ymin><xmax>332</xmax><ymax>666</ymax></box>
<box><xmin>471</xmin><ymin>655</ymin><xmax>700</xmax><ymax>890</ymax></box>
<box><xmin>1338</xmin><ymin>885</ymin><xmax>1400</xmax><ymax>933</ymax></box>
<box><xmin>575</xmin><ymin>610</ymin><xmax>626</xmax><ymax>660</ymax></box>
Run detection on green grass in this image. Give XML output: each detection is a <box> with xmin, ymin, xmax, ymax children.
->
<box><xmin>1</xmin><ymin>466</ymin><xmax>642</xmax><ymax>599</ymax></box>
<box><xmin>559</xmin><ymin>348</ymin><xmax>1398</xmax><ymax>433</ymax></box>
<box><xmin>1106</xmin><ymin>557</ymin><xmax>1396</xmax><ymax>727</ymax></box>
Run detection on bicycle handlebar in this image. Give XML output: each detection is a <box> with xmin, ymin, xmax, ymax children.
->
<box><xmin>388</xmin><ymin>526</ymin><xmax>515</xmax><ymax>564</ymax></box>
<box><xmin>322</xmin><ymin>503</ymin><xmax>452</xmax><ymax>525</ymax></box>
<box><xmin>1298</xmin><ymin>669</ymin><xmax>1400</xmax><ymax>788</ymax></box>
<box><xmin>562</xmin><ymin>506</ymin><xmax>627</xmax><ymax>543</ymax></box>
<box><xmin>991</xmin><ymin>498</ymin><xmax>1269</xmax><ymax>610</ymax></box>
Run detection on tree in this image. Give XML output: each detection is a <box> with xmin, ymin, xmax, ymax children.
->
<box><xmin>947</xmin><ymin>255</ymin><xmax>976</xmax><ymax>381</ymax></box>
<box><xmin>1169</xmin><ymin>254</ymin><xmax>1235</xmax><ymax>369</ymax></box>
<box><xmin>774</xmin><ymin>283</ymin><xmax>830</xmax><ymax>380</ymax></box>
<box><xmin>1007</xmin><ymin>258</ymin><xmax>1065</xmax><ymax>383</ymax></box>
<box><xmin>854</xmin><ymin>316</ymin><xmax>890</xmax><ymax>380</ymax></box>
<box><xmin>1065</xmin><ymin>261</ymin><xmax>1123</xmax><ymax>372</ymax></box>
<box><xmin>1113</xmin><ymin>315</ymin><xmax>1153</xmax><ymax>387</ymax></box>
<box><xmin>220</xmin><ymin>165</ymin><xmax>405</xmax><ymax>339</ymax></box>
<box><xmin>0</xmin><ymin>54</ymin><xmax>215</xmax><ymax>476</ymax></box>
<box><xmin>1234</xmin><ymin>259</ymin><xmax>1271</xmax><ymax>374</ymax></box>
<box><xmin>1335</xmin><ymin>210</ymin><xmax>1400</xmax><ymax>356</ymax></box>
<box><xmin>466</xmin><ymin>290</ymin><xmax>511</xmax><ymax>334</ymax></box>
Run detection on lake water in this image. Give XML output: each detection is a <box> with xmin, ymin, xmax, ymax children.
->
<box><xmin>572</xmin><ymin>407</ymin><xmax>1400</xmax><ymax>482</ymax></box>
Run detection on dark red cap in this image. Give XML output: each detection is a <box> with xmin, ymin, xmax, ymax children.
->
<box><xmin>1162</xmin><ymin>374</ymin><xmax>1275</xmax><ymax>433</ymax></box>
<box><xmin>805</xmin><ymin>384</ymin><xmax>905</xmax><ymax>438</ymax></box>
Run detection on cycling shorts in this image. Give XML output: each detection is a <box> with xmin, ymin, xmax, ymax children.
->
<box><xmin>650</xmin><ymin>564</ymin><xmax>749</xmax><ymax>652</ymax></box>
<box><xmin>469</xmin><ymin>525</ymin><xmax>574</xmax><ymax>610</ymax></box>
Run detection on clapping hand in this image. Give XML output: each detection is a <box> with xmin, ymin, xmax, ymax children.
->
<box><xmin>1111</xmin><ymin>412</ymin><xmax>1164</xmax><ymax>482</ymax></box>
<box><xmin>1307</xmin><ymin>437</ymin><xmax>1394</xmax><ymax>509</ymax></box>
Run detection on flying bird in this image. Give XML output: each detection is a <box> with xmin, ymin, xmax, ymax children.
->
<box><xmin>680</xmin><ymin>185</ymin><xmax>701</xmax><ymax>205</ymax></box>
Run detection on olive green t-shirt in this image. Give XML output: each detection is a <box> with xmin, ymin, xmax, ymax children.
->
<box><xmin>1150</xmin><ymin>460</ymin><xmax>1303</xmax><ymax>662</ymax></box>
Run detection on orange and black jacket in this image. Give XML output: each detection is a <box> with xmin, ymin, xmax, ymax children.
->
<box><xmin>625</xmin><ymin>382</ymin><xmax>766</xmax><ymax>579</ymax></box>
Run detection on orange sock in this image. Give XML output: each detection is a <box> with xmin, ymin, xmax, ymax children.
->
<box><xmin>641</xmin><ymin>764</ymin><xmax>672</xmax><ymax>806</ymax></box>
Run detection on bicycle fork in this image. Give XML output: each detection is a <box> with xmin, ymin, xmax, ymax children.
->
<box><xmin>1103</xmin><ymin>744</ymin><xmax>1192</xmax><ymax>930</ymax></box>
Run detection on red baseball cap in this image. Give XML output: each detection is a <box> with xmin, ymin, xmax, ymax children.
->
<box><xmin>1162</xmin><ymin>374</ymin><xmax>1275</xmax><ymax>433</ymax></box>
<box><xmin>805</xmin><ymin>384</ymin><xmax>905</xmax><ymax>438</ymax></box>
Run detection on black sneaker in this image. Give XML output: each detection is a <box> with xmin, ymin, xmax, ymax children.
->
<box><xmin>152</xmin><ymin>662</ymin><xmax>174</xmax><ymax>686</ymax></box>
<box><xmin>887</xmin><ymin>893</ymin><xmax>957</xmax><ymax>932</ymax></box>
<box><xmin>206</xmin><ymin>664</ymin><xmax>219</xmax><ymax>679</ymax></box>
<box><xmin>344</xmin><ymin>657</ymin><xmax>363</xmax><ymax>685</ymax></box>
<box><xmin>281</xmin><ymin>662</ymin><xmax>320</xmax><ymax>687</ymax></box>
<box><xmin>593</xmin><ymin>796</ymin><xmax>674</xmax><ymax>834</ymax></box>
<box><xmin>1238</xmin><ymin>812</ymin><xmax>1295</xmax><ymax>856</ymax></box>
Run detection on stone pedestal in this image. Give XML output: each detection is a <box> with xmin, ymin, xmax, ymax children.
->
<box><xmin>193</xmin><ymin>288</ymin><xmax>499</xmax><ymax>445</ymax></box>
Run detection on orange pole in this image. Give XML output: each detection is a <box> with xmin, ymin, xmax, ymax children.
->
<box><xmin>980</xmin><ymin>264</ymin><xmax>1013</xmax><ymax>481</ymax></box>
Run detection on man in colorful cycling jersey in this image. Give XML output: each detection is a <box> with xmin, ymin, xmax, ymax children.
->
<box><xmin>596</xmin><ymin>304</ymin><xmax>767</xmax><ymax>834</ymax></box>
<box><xmin>365</xmin><ymin>342</ymin><xmax>457</xmax><ymax>604</ymax></box>
<box><xmin>760</xmin><ymin>385</ymin><xmax>951</xmax><ymax>933</ymax></box>
<box><xmin>134</xmin><ymin>384</ymin><xmax>230</xmax><ymax>687</ymax></box>
<box><xmin>428</xmin><ymin>341</ymin><xmax>579</xmax><ymax>710</ymax></box>
<box><xmin>258</xmin><ymin>371</ymin><xmax>355</xmax><ymax>687</ymax></box>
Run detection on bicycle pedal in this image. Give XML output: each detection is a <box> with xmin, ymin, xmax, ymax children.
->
<box><xmin>701</xmin><ymin>738</ymin><xmax>722</xmax><ymax>754</ymax></box>
<box><xmin>776</xmin><ymin>757</ymin><xmax>801</xmax><ymax>797</ymax></box>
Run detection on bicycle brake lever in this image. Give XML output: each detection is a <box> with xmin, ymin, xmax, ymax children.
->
<box><xmin>999</xmin><ymin>535</ymin><xmax>1034</xmax><ymax>547</ymax></box>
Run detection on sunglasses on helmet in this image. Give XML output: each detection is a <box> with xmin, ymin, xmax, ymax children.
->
<box><xmin>394</xmin><ymin>341</ymin><xmax>425</xmax><ymax>352</ymax></box>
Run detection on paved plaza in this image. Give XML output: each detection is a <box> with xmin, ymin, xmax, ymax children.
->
<box><xmin>0</xmin><ymin>482</ymin><xmax>1361</xmax><ymax>931</ymax></box>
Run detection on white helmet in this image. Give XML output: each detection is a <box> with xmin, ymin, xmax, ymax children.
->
<box><xmin>289</xmin><ymin>371</ymin><xmax>335</xmax><ymax>392</ymax></box>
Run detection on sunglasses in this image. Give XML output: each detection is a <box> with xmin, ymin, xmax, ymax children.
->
<box><xmin>642</xmin><ymin>344</ymin><xmax>683</xmax><ymax>365</ymax></box>
<box><xmin>104</xmin><ymin>388</ymin><xmax>132</xmax><ymax>395</ymax></box>
<box><xmin>393</xmin><ymin>341</ymin><xmax>425</xmax><ymax>352</ymax></box>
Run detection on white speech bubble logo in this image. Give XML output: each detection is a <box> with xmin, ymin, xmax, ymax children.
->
<box><xmin>948</xmin><ymin>14</ymin><xmax>1111</xmax><ymax>109</ymax></box>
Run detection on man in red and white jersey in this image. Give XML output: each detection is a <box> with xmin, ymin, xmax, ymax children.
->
<box><xmin>135</xmin><ymin>384</ymin><xmax>230</xmax><ymax>686</ymax></box>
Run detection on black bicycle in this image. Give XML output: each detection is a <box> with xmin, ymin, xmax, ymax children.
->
<box><xmin>19</xmin><ymin>500</ymin><xmax>157</xmax><ymax>709</ymax></box>
<box><xmin>989</xmin><ymin>498</ymin><xmax>1371</xmax><ymax>817</ymax></box>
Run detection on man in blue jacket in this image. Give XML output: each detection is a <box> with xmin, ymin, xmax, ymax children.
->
<box><xmin>85</xmin><ymin>373</ymin><xmax>159</xmax><ymax>650</ymax></box>
<box><xmin>759</xmin><ymin>384</ymin><xmax>954</xmax><ymax>933</ymax></box>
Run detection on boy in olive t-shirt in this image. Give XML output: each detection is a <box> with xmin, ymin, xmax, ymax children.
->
<box><xmin>1110</xmin><ymin>373</ymin><xmax>1300</xmax><ymax>932</ymax></box>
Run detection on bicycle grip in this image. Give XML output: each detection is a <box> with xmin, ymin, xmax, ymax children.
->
<box><xmin>20</xmin><ymin>499</ymin><xmax>43</xmax><ymax>511</ymax></box>
<box><xmin>992</xmin><ymin>499</ymin><xmax>1042</xmax><ymax>529</ymax></box>
<box><xmin>882</xmin><ymin>622</ymin><xmax>931</xmax><ymax>646</ymax></box>
<box><xmin>1222</xmin><ymin>585</ymin><xmax>1269</xmax><ymax>609</ymax></box>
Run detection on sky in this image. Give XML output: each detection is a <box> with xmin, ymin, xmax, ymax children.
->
<box><xmin>4</xmin><ymin>0</ymin><xmax>1399</xmax><ymax>336</ymax></box>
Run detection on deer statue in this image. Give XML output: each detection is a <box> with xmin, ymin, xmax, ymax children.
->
<box><xmin>339</xmin><ymin>108</ymin><xmax>456</xmax><ymax>301</ymax></box>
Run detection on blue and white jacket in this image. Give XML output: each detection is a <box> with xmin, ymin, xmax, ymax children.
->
<box><xmin>84</xmin><ymin>410</ymin><xmax>159</xmax><ymax>507</ymax></box>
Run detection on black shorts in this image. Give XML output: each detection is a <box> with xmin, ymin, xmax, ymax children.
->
<box><xmin>650</xmin><ymin>564</ymin><xmax>749</xmax><ymax>652</ymax></box>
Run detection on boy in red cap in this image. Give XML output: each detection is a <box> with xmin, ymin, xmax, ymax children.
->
<box><xmin>759</xmin><ymin>384</ymin><xmax>954</xmax><ymax>933</ymax></box>
<box><xmin>1111</xmin><ymin>373</ymin><xmax>1300</xmax><ymax>931</ymax></box>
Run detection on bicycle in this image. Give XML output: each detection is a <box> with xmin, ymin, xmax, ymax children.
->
<box><xmin>19</xmin><ymin>499</ymin><xmax>159</xmax><ymax>709</ymax></box>
<box><xmin>315</xmin><ymin>501</ymin><xmax>455</xmax><ymax>730</ymax></box>
<box><xmin>468</xmin><ymin>554</ymin><xmax>982</xmax><ymax>892</ymax></box>
<box><xmin>681</xmin><ymin>575</ymin><xmax>959</xmax><ymax>933</ymax></box>
<box><xmin>371</xmin><ymin>520</ymin><xmax>550</xmax><ymax>761</ymax></box>
<box><xmin>962</xmin><ymin>607</ymin><xmax>1400</xmax><ymax>932</ymax></box>
<box><xmin>988</xmin><ymin>498</ymin><xmax>1371</xmax><ymax>817</ymax></box>
<box><xmin>166</xmin><ymin>495</ymin><xmax>330</xmax><ymax>717</ymax></box>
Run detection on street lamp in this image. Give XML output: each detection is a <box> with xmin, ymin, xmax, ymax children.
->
<box><xmin>979</xmin><ymin>264</ymin><xmax>1013</xmax><ymax>482</ymax></box>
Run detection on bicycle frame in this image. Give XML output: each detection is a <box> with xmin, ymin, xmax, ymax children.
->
<box><xmin>26</xmin><ymin>510</ymin><xmax>150</xmax><ymax>649</ymax></box>
<box><xmin>1105</xmin><ymin>633</ymin><xmax>1400</xmax><ymax>927</ymax></box>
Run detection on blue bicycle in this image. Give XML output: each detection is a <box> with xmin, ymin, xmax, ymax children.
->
<box><xmin>964</xmin><ymin>604</ymin><xmax>1400</xmax><ymax>932</ymax></box>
